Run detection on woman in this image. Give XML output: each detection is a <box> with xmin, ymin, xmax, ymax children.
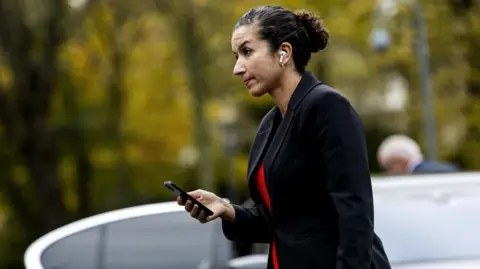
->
<box><xmin>178</xmin><ymin>5</ymin><xmax>391</xmax><ymax>269</ymax></box>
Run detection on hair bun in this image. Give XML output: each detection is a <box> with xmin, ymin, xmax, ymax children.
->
<box><xmin>294</xmin><ymin>10</ymin><xmax>329</xmax><ymax>53</ymax></box>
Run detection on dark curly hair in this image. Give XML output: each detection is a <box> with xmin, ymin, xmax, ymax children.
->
<box><xmin>235</xmin><ymin>5</ymin><xmax>329</xmax><ymax>74</ymax></box>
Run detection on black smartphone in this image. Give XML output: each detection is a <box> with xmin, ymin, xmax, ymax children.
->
<box><xmin>164</xmin><ymin>181</ymin><xmax>214</xmax><ymax>216</ymax></box>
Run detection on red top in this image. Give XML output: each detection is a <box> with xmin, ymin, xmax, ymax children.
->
<box><xmin>256</xmin><ymin>162</ymin><xmax>280</xmax><ymax>269</ymax></box>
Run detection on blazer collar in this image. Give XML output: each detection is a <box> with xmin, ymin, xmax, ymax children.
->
<box><xmin>288</xmin><ymin>71</ymin><xmax>322</xmax><ymax>111</ymax></box>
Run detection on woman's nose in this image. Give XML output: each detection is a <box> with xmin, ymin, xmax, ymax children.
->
<box><xmin>233</xmin><ymin>59</ymin><xmax>245</xmax><ymax>76</ymax></box>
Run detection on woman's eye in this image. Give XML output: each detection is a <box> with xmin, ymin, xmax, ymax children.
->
<box><xmin>243</xmin><ymin>49</ymin><xmax>252</xmax><ymax>56</ymax></box>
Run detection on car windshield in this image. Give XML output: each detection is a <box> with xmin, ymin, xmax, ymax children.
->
<box><xmin>40</xmin><ymin>210</ymin><xmax>230</xmax><ymax>269</ymax></box>
<box><xmin>374</xmin><ymin>187</ymin><xmax>480</xmax><ymax>265</ymax></box>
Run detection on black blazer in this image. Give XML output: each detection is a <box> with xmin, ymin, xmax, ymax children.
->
<box><xmin>222</xmin><ymin>72</ymin><xmax>391</xmax><ymax>269</ymax></box>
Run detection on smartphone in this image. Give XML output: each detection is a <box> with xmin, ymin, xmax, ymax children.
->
<box><xmin>164</xmin><ymin>181</ymin><xmax>214</xmax><ymax>216</ymax></box>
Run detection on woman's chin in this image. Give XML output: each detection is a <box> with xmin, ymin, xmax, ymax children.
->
<box><xmin>248</xmin><ymin>86</ymin><xmax>267</xmax><ymax>98</ymax></box>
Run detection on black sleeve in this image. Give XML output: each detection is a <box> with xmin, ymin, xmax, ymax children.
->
<box><xmin>222</xmin><ymin>203</ymin><xmax>272</xmax><ymax>244</ymax></box>
<box><xmin>313</xmin><ymin>91</ymin><xmax>374</xmax><ymax>269</ymax></box>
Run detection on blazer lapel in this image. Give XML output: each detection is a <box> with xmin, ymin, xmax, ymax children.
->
<box><xmin>247</xmin><ymin>72</ymin><xmax>322</xmax><ymax>202</ymax></box>
<box><xmin>264</xmin><ymin>110</ymin><xmax>294</xmax><ymax>178</ymax></box>
<box><xmin>247</xmin><ymin>107</ymin><xmax>277</xmax><ymax>183</ymax></box>
<box><xmin>264</xmin><ymin>72</ymin><xmax>322</xmax><ymax>187</ymax></box>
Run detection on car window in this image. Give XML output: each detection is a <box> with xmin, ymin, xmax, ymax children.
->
<box><xmin>41</xmin><ymin>225</ymin><xmax>102</xmax><ymax>269</ymax></box>
<box><xmin>375</xmin><ymin>194</ymin><xmax>480</xmax><ymax>264</ymax></box>
<box><xmin>40</xmin><ymin>211</ymin><xmax>231</xmax><ymax>269</ymax></box>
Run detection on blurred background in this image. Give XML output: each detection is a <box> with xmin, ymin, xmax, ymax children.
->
<box><xmin>1</xmin><ymin>0</ymin><xmax>479</xmax><ymax>268</ymax></box>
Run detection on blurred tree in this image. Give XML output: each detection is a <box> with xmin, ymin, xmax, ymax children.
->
<box><xmin>0</xmin><ymin>0</ymin><xmax>74</xmax><ymax>234</ymax></box>
<box><xmin>357</xmin><ymin>1</ymin><xmax>470</xmax><ymax>162</ymax></box>
<box><xmin>447</xmin><ymin>0</ymin><xmax>480</xmax><ymax>169</ymax></box>
<box><xmin>66</xmin><ymin>1</ymin><xmax>196</xmax><ymax>205</ymax></box>
<box><xmin>153</xmin><ymin>0</ymin><xmax>217</xmax><ymax>191</ymax></box>
<box><xmin>0</xmin><ymin>0</ymin><xmax>97</xmax><ymax>267</ymax></box>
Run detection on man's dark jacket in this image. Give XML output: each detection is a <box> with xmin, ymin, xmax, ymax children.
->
<box><xmin>413</xmin><ymin>160</ymin><xmax>458</xmax><ymax>174</ymax></box>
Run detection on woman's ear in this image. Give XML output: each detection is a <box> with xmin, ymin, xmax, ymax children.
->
<box><xmin>278</xmin><ymin>42</ymin><xmax>293</xmax><ymax>66</ymax></box>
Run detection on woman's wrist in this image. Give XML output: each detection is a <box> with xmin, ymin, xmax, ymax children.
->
<box><xmin>220</xmin><ymin>200</ymin><xmax>236</xmax><ymax>222</ymax></box>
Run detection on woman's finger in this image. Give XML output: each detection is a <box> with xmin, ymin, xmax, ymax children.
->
<box><xmin>177</xmin><ymin>196</ymin><xmax>185</xmax><ymax>206</ymax></box>
<box><xmin>190</xmin><ymin>204</ymin><xmax>199</xmax><ymax>218</ymax></box>
<box><xmin>185</xmin><ymin>200</ymin><xmax>193</xmax><ymax>212</ymax></box>
<box><xmin>198</xmin><ymin>210</ymin><xmax>207</xmax><ymax>223</ymax></box>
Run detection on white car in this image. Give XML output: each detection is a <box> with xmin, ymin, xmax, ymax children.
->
<box><xmin>24</xmin><ymin>172</ymin><xmax>480</xmax><ymax>269</ymax></box>
<box><xmin>228</xmin><ymin>172</ymin><xmax>480</xmax><ymax>269</ymax></box>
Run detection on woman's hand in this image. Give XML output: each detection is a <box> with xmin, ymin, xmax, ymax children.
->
<box><xmin>177</xmin><ymin>189</ymin><xmax>235</xmax><ymax>223</ymax></box>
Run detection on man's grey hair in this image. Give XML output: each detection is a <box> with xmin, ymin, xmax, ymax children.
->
<box><xmin>377</xmin><ymin>134</ymin><xmax>424</xmax><ymax>163</ymax></box>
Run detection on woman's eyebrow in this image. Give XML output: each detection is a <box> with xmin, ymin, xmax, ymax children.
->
<box><xmin>238</xmin><ymin>40</ymin><xmax>251</xmax><ymax>49</ymax></box>
<box><xmin>234</xmin><ymin>40</ymin><xmax>251</xmax><ymax>51</ymax></box>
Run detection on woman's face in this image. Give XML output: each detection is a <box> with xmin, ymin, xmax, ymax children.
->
<box><xmin>231</xmin><ymin>25</ymin><xmax>283</xmax><ymax>97</ymax></box>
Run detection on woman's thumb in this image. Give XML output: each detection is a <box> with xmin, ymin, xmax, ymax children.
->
<box><xmin>187</xmin><ymin>189</ymin><xmax>203</xmax><ymax>199</ymax></box>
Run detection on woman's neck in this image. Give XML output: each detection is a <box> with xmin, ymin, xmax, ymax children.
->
<box><xmin>269</xmin><ymin>71</ymin><xmax>302</xmax><ymax>116</ymax></box>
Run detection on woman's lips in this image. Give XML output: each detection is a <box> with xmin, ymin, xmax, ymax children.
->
<box><xmin>244</xmin><ymin>78</ymin><xmax>253</xmax><ymax>87</ymax></box>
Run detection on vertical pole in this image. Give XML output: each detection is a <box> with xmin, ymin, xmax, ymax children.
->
<box><xmin>412</xmin><ymin>3</ymin><xmax>437</xmax><ymax>160</ymax></box>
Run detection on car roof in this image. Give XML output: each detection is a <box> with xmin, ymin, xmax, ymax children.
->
<box><xmin>371</xmin><ymin>172</ymin><xmax>480</xmax><ymax>192</ymax></box>
<box><xmin>24</xmin><ymin>201</ymin><xmax>185</xmax><ymax>269</ymax></box>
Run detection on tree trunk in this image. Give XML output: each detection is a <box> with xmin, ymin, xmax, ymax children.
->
<box><xmin>108</xmin><ymin>9</ymin><xmax>130</xmax><ymax>207</ymax></box>
<box><xmin>177</xmin><ymin>1</ymin><xmax>215</xmax><ymax>191</ymax></box>
<box><xmin>0</xmin><ymin>0</ymin><xmax>70</xmax><ymax>233</ymax></box>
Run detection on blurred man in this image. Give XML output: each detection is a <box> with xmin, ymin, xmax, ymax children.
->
<box><xmin>377</xmin><ymin>134</ymin><xmax>458</xmax><ymax>175</ymax></box>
